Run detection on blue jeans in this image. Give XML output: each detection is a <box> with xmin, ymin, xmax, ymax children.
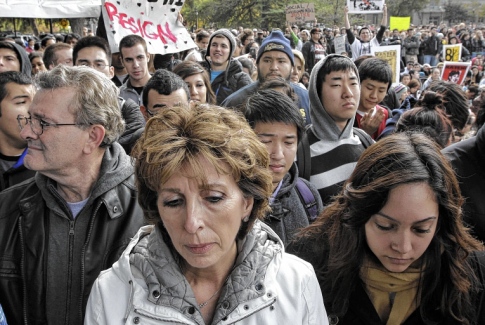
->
<box><xmin>424</xmin><ymin>55</ymin><xmax>438</xmax><ymax>67</ymax></box>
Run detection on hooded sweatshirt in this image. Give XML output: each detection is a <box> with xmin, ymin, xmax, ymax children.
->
<box><xmin>201</xmin><ymin>29</ymin><xmax>252</xmax><ymax>105</ymax></box>
<box><xmin>10</xmin><ymin>42</ymin><xmax>32</xmax><ymax>76</ymax></box>
<box><xmin>305</xmin><ymin>54</ymin><xmax>373</xmax><ymax>205</ymax></box>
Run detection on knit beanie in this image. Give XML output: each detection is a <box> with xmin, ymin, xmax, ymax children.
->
<box><xmin>208</xmin><ymin>29</ymin><xmax>236</xmax><ymax>58</ymax></box>
<box><xmin>393</xmin><ymin>83</ymin><xmax>408</xmax><ymax>98</ymax></box>
<box><xmin>257</xmin><ymin>30</ymin><xmax>295</xmax><ymax>66</ymax></box>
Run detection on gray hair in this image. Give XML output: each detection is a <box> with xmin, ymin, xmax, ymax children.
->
<box><xmin>35</xmin><ymin>65</ymin><xmax>124</xmax><ymax>146</ymax></box>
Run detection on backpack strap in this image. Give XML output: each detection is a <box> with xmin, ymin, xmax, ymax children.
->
<box><xmin>295</xmin><ymin>178</ymin><xmax>318</xmax><ymax>223</ymax></box>
<box><xmin>296</xmin><ymin>126</ymin><xmax>312</xmax><ymax>180</ymax></box>
<box><xmin>353</xmin><ymin>127</ymin><xmax>374</xmax><ymax>149</ymax></box>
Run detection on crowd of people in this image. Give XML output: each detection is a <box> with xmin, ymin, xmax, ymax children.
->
<box><xmin>0</xmin><ymin>8</ymin><xmax>485</xmax><ymax>325</ymax></box>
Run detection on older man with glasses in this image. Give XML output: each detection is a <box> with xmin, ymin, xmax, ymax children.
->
<box><xmin>0</xmin><ymin>65</ymin><xmax>144</xmax><ymax>325</ymax></box>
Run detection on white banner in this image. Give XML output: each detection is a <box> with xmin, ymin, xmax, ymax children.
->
<box><xmin>0</xmin><ymin>0</ymin><xmax>102</xmax><ymax>18</ymax></box>
<box><xmin>347</xmin><ymin>0</ymin><xmax>384</xmax><ymax>15</ymax></box>
<box><xmin>102</xmin><ymin>0</ymin><xmax>196</xmax><ymax>55</ymax></box>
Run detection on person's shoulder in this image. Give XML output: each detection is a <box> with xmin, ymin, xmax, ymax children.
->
<box><xmin>221</xmin><ymin>82</ymin><xmax>258</xmax><ymax>107</ymax></box>
<box><xmin>280</xmin><ymin>251</ymin><xmax>318</xmax><ymax>275</ymax></box>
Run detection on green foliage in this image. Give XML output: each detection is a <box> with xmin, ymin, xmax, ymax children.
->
<box><xmin>386</xmin><ymin>0</ymin><xmax>430</xmax><ymax>17</ymax></box>
<box><xmin>443</xmin><ymin>2</ymin><xmax>470</xmax><ymax>23</ymax></box>
<box><xmin>183</xmin><ymin>0</ymin><xmax>432</xmax><ymax>31</ymax></box>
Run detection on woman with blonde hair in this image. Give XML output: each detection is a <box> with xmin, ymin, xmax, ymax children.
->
<box><xmin>85</xmin><ymin>103</ymin><xmax>328</xmax><ymax>324</ymax></box>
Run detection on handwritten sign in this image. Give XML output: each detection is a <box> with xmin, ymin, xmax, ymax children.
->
<box><xmin>347</xmin><ymin>0</ymin><xmax>385</xmax><ymax>15</ymax></box>
<box><xmin>286</xmin><ymin>3</ymin><xmax>315</xmax><ymax>24</ymax></box>
<box><xmin>373</xmin><ymin>45</ymin><xmax>400</xmax><ymax>84</ymax></box>
<box><xmin>443</xmin><ymin>44</ymin><xmax>462</xmax><ymax>62</ymax></box>
<box><xmin>334</xmin><ymin>35</ymin><xmax>347</xmax><ymax>55</ymax></box>
<box><xmin>102</xmin><ymin>0</ymin><xmax>196</xmax><ymax>55</ymax></box>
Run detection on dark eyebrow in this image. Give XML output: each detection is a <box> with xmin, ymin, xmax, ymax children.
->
<box><xmin>376</xmin><ymin>211</ymin><xmax>437</xmax><ymax>225</ymax></box>
<box><xmin>13</xmin><ymin>94</ymin><xmax>30</xmax><ymax>100</ymax></box>
<box><xmin>152</xmin><ymin>104</ymin><xmax>168</xmax><ymax>109</ymax></box>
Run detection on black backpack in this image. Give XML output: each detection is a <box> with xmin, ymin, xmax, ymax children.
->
<box><xmin>296</xmin><ymin>126</ymin><xmax>374</xmax><ymax>181</ymax></box>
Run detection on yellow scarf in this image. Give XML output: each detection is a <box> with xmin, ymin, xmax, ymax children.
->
<box><xmin>360</xmin><ymin>259</ymin><xmax>421</xmax><ymax>325</ymax></box>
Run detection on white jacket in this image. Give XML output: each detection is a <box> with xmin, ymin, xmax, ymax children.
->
<box><xmin>84</xmin><ymin>222</ymin><xmax>328</xmax><ymax>325</ymax></box>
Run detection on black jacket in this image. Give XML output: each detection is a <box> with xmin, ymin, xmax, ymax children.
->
<box><xmin>0</xmin><ymin>149</ymin><xmax>35</xmax><ymax>192</ymax></box>
<box><xmin>289</xmin><ymin>237</ymin><xmax>485</xmax><ymax>325</ymax></box>
<box><xmin>118</xmin><ymin>97</ymin><xmax>145</xmax><ymax>155</ymax></box>
<box><xmin>265</xmin><ymin>164</ymin><xmax>323</xmax><ymax>246</ymax></box>
<box><xmin>0</xmin><ymin>143</ymin><xmax>145</xmax><ymax>325</ymax></box>
<box><xmin>443</xmin><ymin>126</ymin><xmax>485</xmax><ymax>243</ymax></box>
<box><xmin>200</xmin><ymin>59</ymin><xmax>252</xmax><ymax>105</ymax></box>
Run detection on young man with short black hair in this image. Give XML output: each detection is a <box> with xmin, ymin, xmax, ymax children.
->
<box><xmin>244</xmin><ymin>89</ymin><xmax>323</xmax><ymax>245</ymax></box>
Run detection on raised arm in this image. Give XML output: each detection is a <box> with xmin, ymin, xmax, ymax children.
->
<box><xmin>344</xmin><ymin>6</ymin><xmax>355</xmax><ymax>44</ymax></box>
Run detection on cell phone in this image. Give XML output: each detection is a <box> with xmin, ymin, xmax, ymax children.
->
<box><xmin>250</xmin><ymin>47</ymin><xmax>257</xmax><ymax>58</ymax></box>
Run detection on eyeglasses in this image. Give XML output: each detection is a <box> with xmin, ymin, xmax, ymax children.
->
<box><xmin>78</xmin><ymin>62</ymin><xmax>108</xmax><ymax>71</ymax></box>
<box><xmin>17</xmin><ymin>115</ymin><xmax>84</xmax><ymax>136</ymax></box>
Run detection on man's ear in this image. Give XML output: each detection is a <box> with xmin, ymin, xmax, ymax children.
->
<box><xmin>140</xmin><ymin>105</ymin><xmax>150</xmax><ymax>121</ymax></box>
<box><xmin>83</xmin><ymin>125</ymin><xmax>106</xmax><ymax>154</ymax></box>
<box><xmin>108</xmin><ymin>66</ymin><xmax>115</xmax><ymax>79</ymax></box>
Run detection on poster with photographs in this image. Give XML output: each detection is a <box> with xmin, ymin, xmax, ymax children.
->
<box><xmin>373</xmin><ymin>45</ymin><xmax>401</xmax><ymax>84</ymax></box>
<box><xmin>441</xmin><ymin>62</ymin><xmax>471</xmax><ymax>85</ymax></box>
<box><xmin>347</xmin><ymin>0</ymin><xmax>385</xmax><ymax>14</ymax></box>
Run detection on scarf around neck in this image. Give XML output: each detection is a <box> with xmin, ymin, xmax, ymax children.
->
<box><xmin>360</xmin><ymin>258</ymin><xmax>422</xmax><ymax>325</ymax></box>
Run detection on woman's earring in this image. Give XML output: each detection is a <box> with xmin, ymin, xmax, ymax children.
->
<box><xmin>243</xmin><ymin>215</ymin><xmax>250</xmax><ymax>222</ymax></box>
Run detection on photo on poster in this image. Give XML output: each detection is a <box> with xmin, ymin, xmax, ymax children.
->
<box><xmin>441</xmin><ymin>61</ymin><xmax>471</xmax><ymax>85</ymax></box>
<box><xmin>347</xmin><ymin>0</ymin><xmax>385</xmax><ymax>14</ymax></box>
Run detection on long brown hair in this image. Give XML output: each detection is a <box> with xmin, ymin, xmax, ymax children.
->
<box><xmin>294</xmin><ymin>132</ymin><xmax>483</xmax><ymax>323</ymax></box>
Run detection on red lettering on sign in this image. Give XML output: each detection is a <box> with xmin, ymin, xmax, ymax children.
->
<box><xmin>104</xmin><ymin>2</ymin><xmax>177</xmax><ymax>44</ymax></box>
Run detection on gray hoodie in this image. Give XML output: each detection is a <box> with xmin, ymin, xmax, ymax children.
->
<box><xmin>10</xmin><ymin>42</ymin><xmax>32</xmax><ymax>76</ymax></box>
<box><xmin>304</xmin><ymin>54</ymin><xmax>372</xmax><ymax>205</ymax></box>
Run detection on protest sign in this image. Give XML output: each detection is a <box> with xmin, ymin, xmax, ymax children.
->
<box><xmin>286</xmin><ymin>3</ymin><xmax>315</xmax><ymax>25</ymax></box>
<box><xmin>347</xmin><ymin>0</ymin><xmax>384</xmax><ymax>14</ymax></box>
<box><xmin>373</xmin><ymin>45</ymin><xmax>400</xmax><ymax>84</ymax></box>
<box><xmin>334</xmin><ymin>35</ymin><xmax>347</xmax><ymax>55</ymax></box>
<box><xmin>443</xmin><ymin>44</ymin><xmax>462</xmax><ymax>62</ymax></box>
<box><xmin>441</xmin><ymin>62</ymin><xmax>470</xmax><ymax>85</ymax></box>
<box><xmin>389</xmin><ymin>16</ymin><xmax>410</xmax><ymax>31</ymax></box>
<box><xmin>102</xmin><ymin>0</ymin><xmax>196</xmax><ymax>54</ymax></box>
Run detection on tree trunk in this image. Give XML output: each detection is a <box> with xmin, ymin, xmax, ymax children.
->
<box><xmin>69</xmin><ymin>18</ymin><xmax>85</xmax><ymax>36</ymax></box>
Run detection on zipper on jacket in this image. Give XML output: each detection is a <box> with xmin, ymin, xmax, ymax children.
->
<box><xmin>134</xmin><ymin>308</ymin><xmax>192</xmax><ymax>324</ymax></box>
<box><xmin>78</xmin><ymin>201</ymin><xmax>102</xmax><ymax>321</ymax></box>
<box><xmin>18</xmin><ymin>216</ymin><xmax>29</xmax><ymax>325</ymax></box>
<box><xmin>225</xmin><ymin>297</ymin><xmax>277</xmax><ymax>324</ymax></box>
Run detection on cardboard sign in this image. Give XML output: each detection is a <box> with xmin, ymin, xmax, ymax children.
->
<box><xmin>373</xmin><ymin>45</ymin><xmax>401</xmax><ymax>84</ymax></box>
<box><xmin>443</xmin><ymin>44</ymin><xmax>462</xmax><ymax>62</ymax></box>
<box><xmin>390</xmin><ymin>16</ymin><xmax>410</xmax><ymax>31</ymax></box>
<box><xmin>347</xmin><ymin>0</ymin><xmax>384</xmax><ymax>14</ymax></box>
<box><xmin>441</xmin><ymin>62</ymin><xmax>471</xmax><ymax>85</ymax></box>
<box><xmin>334</xmin><ymin>35</ymin><xmax>347</xmax><ymax>55</ymax></box>
<box><xmin>286</xmin><ymin>3</ymin><xmax>315</xmax><ymax>25</ymax></box>
<box><xmin>102</xmin><ymin>0</ymin><xmax>196</xmax><ymax>54</ymax></box>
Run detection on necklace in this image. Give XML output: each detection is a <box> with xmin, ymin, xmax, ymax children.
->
<box><xmin>198</xmin><ymin>275</ymin><xmax>231</xmax><ymax>309</ymax></box>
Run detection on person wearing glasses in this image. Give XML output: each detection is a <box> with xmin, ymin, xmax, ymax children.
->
<box><xmin>0</xmin><ymin>65</ymin><xmax>144</xmax><ymax>325</ymax></box>
<box><xmin>73</xmin><ymin>36</ymin><xmax>145</xmax><ymax>155</ymax></box>
<box><xmin>139</xmin><ymin>68</ymin><xmax>190</xmax><ymax>121</ymax></box>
